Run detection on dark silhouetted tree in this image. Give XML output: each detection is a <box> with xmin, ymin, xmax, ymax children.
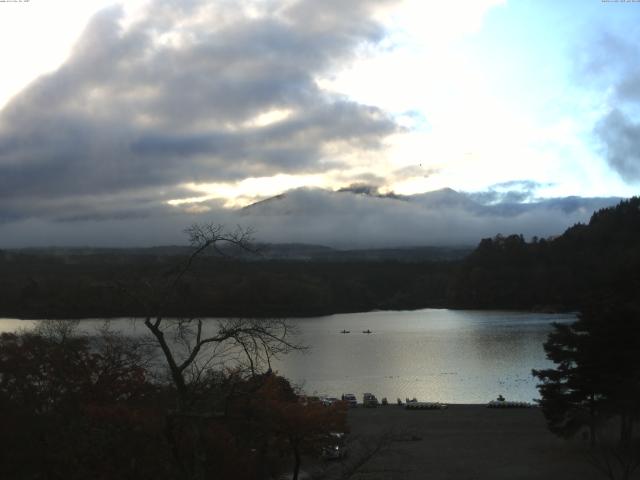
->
<box><xmin>533</xmin><ymin>302</ymin><xmax>640</xmax><ymax>480</ymax></box>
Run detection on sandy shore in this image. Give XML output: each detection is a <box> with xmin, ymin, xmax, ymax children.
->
<box><xmin>313</xmin><ymin>404</ymin><xmax>603</xmax><ymax>480</ymax></box>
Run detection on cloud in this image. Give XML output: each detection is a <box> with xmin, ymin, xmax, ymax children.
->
<box><xmin>595</xmin><ymin>109</ymin><xmax>640</xmax><ymax>182</ymax></box>
<box><xmin>0</xmin><ymin>187</ymin><xmax>620</xmax><ymax>248</ymax></box>
<box><xmin>466</xmin><ymin>180</ymin><xmax>551</xmax><ymax>205</ymax></box>
<box><xmin>583</xmin><ymin>32</ymin><xmax>640</xmax><ymax>182</ymax></box>
<box><xmin>0</xmin><ymin>0</ymin><xmax>398</xmax><ymax>224</ymax></box>
<box><xmin>236</xmin><ymin>188</ymin><xmax>621</xmax><ymax>248</ymax></box>
<box><xmin>392</xmin><ymin>164</ymin><xmax>439</xmax><ymax>181</ymax></box>
<box><xmin>580</xmin><ymin>31</ymin><xmax>640</xmax><ymax>101</ymax></box>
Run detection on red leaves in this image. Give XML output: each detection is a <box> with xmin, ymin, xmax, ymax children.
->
<box><xmin>242</xmin><ymin>374</ymin><xmax>349</xmax><ymax>449</ymax></box>
<box><xmin>0</xmin><ymin>331</ymin><xmax>152</xmax><ymax>413</ymax></box>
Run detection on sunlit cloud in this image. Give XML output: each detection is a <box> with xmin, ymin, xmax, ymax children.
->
<box><xmin>168</xmin><ymin>174</ymin><xmax>332</xmax><ymax>208</ymax></box>
<box><xmin>243</xmin><ymin>109</ymin><xmax>294</xmax><ymax>128</ymax></box>
<box><xmin>0</xmin><ymin>0</ymin><xmax>638</xmax><ymax>247</ymax></box>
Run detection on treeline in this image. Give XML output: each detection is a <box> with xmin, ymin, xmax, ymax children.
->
<box><xmin>0</xmin><ymin>252</ymin><xmax>456</xmax><ymax>318</ymax></box>
<box><xmin>449</xmin><ymin>197</ymin><xmax>640</xmax><ymax>310</ymax></box>
<box><xmin>2</xmin><ymin>197</ymin><xmax>638</xmax><ymax>318</ymax></box>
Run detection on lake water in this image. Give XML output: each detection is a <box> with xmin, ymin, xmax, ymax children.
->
<box><xmin>0</xmin><ymin>309</ymin><xmax>575</xmax><ymax>404</ymax></box>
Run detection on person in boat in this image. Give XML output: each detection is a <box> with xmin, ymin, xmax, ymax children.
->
<box><xmin>497</xmin><ymin>394</ymin><xmax>505</xmax><ymax>402</ymax></box>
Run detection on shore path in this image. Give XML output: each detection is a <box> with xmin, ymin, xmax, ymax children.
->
<box><xmin>320</xmin><ymin>404</ymin><xmax>602</xmax><ymax>480</ymax></box>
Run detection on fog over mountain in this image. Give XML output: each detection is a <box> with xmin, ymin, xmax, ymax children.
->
<box><xmin>237</xmin><ymin>187</ymin><xmax>621</xmax><ymax>248</ymax></box>
<box><xmin>0</xmin><ymin>186</ymin><xmax>621</xmax><ymax>249</ymax></box>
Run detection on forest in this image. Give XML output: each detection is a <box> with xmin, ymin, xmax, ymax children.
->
<box><xmin>449</xmin><ymin>196</ymin><xmax>640</xmax><ymax>310</ymax></box>
<box><xmin>0</xmin><ymin>248</ymin><xmax>456</xmax><ymax>319</ymax></box>
<box><xmin>2</xmin><ymin>197</ymin><xmax>639</xmax><ymax>318</ymax></box>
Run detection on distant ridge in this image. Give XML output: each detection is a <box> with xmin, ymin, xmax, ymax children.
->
<box><xmin>5</xmin><ymin>243</ymin><xmax>473</xmax><ymax>262</ymax></box>
<box><xmin>240</xmin><ymin>193</ymin><xmax>287</xmax><ymax>214</ymax></box>
<box><xmin>239</xmin><ymin>186</ymin><xmax>620</xmax><ymax>216</ymax></box>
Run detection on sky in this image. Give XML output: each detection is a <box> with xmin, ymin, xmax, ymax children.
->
<box><xmin>0</xmin><ymin>0</ymin><xmax>638</xmax><ymax>247</ymax></box>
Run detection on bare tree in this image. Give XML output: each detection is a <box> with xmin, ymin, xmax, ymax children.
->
<box><xmin>119</xmin><ymin>223</ymin><xmax>305</xmax><ymax>480</ymax></box>
<box><xmin>133</xmin><ymin>224</ymin><xmax>301</xmax><ymax>407</ymax></box>
<box><xmin>33</xmin><ymin>319</ymin><xmax>81</xmax><ymax>344</ymax></box>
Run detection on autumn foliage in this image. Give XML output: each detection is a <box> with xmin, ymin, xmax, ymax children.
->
<box><xmin>0</xmin><ymin>327</ymin><xmax>348</xmax><ymax>480</ymax></box>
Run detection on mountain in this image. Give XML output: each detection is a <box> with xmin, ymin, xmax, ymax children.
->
<box><xmin>236</xmin><ymin>187</ymin><xmax>621</xmax><ymax>248</ymax></box>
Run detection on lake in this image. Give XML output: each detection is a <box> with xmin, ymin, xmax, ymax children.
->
<box><xmin>0</xmin><ymin>309</ymin><xmax>575</xmax><ymax>404</ymax></box>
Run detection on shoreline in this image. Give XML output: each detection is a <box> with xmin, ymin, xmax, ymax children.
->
<box><xmin>0</xmin><ymin>305</ymin><xmax>578</xmax><ymax>322</ymax></box>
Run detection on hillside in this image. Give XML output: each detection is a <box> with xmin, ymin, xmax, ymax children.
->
<box><xmin>1</xmin><ymin>198</ymin><xmax>637</xmax><ymax>318</ymax></box>
<box><xmin>0</xmin><ymin>247</ymin><xmax>459</xmax><ymax>319</ymax></box>
<box><xmin>448</xmin><ymin>197</ymin><xmax>640</xmax><ymax>310</ymax></box>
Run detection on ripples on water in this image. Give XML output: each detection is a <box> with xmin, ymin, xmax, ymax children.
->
<box><xmin>273</xmin><ymin>309</ymin><xmax>575</xmax><ymax>404</ymax></box>
<box><xmin>0</xmin><ymin>309</ymin><xmax>575</xmax><ymax>404</ymax></box>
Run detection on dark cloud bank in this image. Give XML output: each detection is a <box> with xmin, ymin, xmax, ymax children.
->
<box><xmin>0</xmin><ymin>1</ymin><xmax>628</xmax><ymax>247</ymax></box>
<box><xmin>0</xmin><ymin>0</ymin><xmax>397</xmax><ymax>226</ymax></box>
<box><xmin>586</xmin><ymin>32</ymin><xmax>640</xmax><ymax>182</ymax></box>
<box><xmin>0</xmin><ymin>186</ymin><xmax>621</xmax><ymax>248</ymax></box>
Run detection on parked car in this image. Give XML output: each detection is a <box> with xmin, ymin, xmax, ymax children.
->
<box><xmin>321</xmin><ymin>396</ymin><xmax>339</xmax><ymax>406</ymax></box>
<box><xmin>341</xmin><ymin>393</ymin><xmax>358</xmax><ymax>408</ymax></box>
<box><xmin>363</xmin><ymin>393</ymin><xmax>379</xmax><ymax>408</ymax></box>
